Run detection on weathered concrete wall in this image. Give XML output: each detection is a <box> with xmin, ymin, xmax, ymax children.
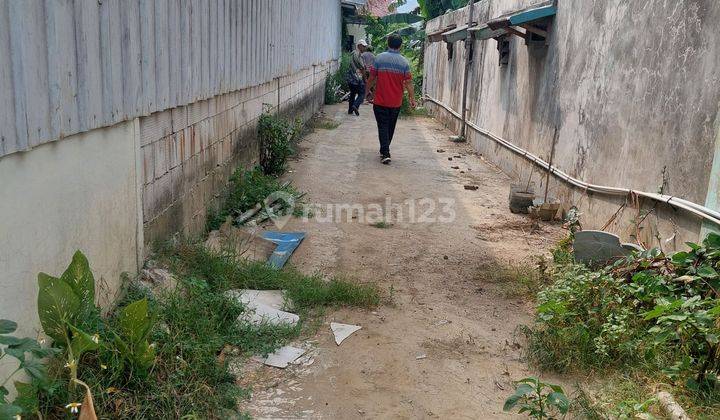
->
<box><xmin>140</xmin><ymin>63</ymin><xmax>333</xmax><ymax>244</ymax></box>
<box><xmin>0</xmin><ymin>120</ymin><xmax>141</xmax><ymax>344</ymax></box>
<box><xmin>424</xmin><ymin>0</ymin><xmax>720</xmax><ymax>249</ymax></box>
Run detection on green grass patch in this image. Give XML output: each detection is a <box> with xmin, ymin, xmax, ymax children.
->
<box><xmin>206</xmin><ymin>167</ymin><xmax>301</xmax><ymax>232</ymax></box>
<box><xmin>35</xmin><ymin>240</ymin><xmax>379</xmax><ymax>418</ymax></box>
<box><xmin>478</xmin><ymin>259</ymin><xmax>552</xmax><ymax>299</ymax></box>
<box><xmin>370</xmin><ymin>221</ymin><xmax>391</xmax><ymax>229</ymax></box>
<box><xmin>159</xmin><ymin>241</ymin><xmax>381</xmax><ymax>312</ymax></box>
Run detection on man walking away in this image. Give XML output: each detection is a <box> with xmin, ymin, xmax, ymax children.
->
<box><xmin>361</xmin><ymin>46</ymin><xmax>376</xmax><ymax>103</ymax></box>
<box><xmin>347</xmin><ymin>40</ymin><xmax>368</xmax><ymax>116</ymax></box>
<box><xmin>367</xmin><ymin>34</ymin><xmax>415</xmax><ymax>164</ymax></box>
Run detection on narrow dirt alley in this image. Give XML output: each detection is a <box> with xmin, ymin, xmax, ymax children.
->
<box><xmin>242</xmin><ymin>103</ymin><xmax>565</xmax><ymax>419</ymax></box>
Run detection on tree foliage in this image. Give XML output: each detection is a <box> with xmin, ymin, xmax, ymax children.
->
<box><xmin>418</xmin><ymin>0</ymin><xmax>470</xmax><ymax>19</ymax></box>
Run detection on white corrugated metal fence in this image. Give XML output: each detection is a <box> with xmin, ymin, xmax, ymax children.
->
<box><xmin>0</xmin><ymin>0</ymin><xmax>341</xmax><ymax>157</ymax></box>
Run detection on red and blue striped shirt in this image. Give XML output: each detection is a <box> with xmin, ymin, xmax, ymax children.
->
<box><xmin>369</xmin><ymin>50</ymin><xmax>412</xmax><ymax>108</ymax></box>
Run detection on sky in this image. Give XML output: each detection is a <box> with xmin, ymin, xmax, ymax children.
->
<box><xmin>396</xmin><ymin>0</ymin><xmax>419</xmax><ymax>13</ymax></box>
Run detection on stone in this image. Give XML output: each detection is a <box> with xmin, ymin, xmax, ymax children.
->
<box><xmin>330</xmin><ymin>322</ymin><xmax>362</xmax><ymax>345</ymax></box>
<box><xmin>226</xmin><ymin>289</ymin><xmax>299</xmax><ymax>327</ymax></box>
<box><xmin>136</xmin><ymin>268</ymin><xmax>177</xmax><ymax>296</ymax></box>
<box><xmin>253</xmin><ymin>346</ymin><xmax>306</xmax><ymax>369</ymax></box>
<box><xmin>573</xmin><ymin>230</ymin><xmax>638</xmax><ymax>265</ymax></box>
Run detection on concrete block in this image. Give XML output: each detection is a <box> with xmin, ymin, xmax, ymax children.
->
<box><xmin>141</xmin><ymin>144</ymin><xmax>155</xmax><ymax>185</ymax></box>
<box><xmin>153</xmin><ymin>138</ymin><xmax>169</xmax><ymax>180</ymax></box>
<box><xmin>140</xmin><ymin>111</ymin><xmax>173</xmax><ymax>147</ymax></box>
<box><xmin>207</xmin><ymin>97</ymin><xmax>217</xmax><ymax>117</ymax></box>
<box><xmin>171</xmin><ymin>106</ymin><xmax>187</xmax><ymax>133</ymax></box>
<box><xmin>182</xmin><ymin>153</ymin><xmax>198</xmax><ymax>190</ymax></box>
<box><xmin>151</xmin><ymin>173</ymin><xmax>173</xmax><ymax>218</ymax></box>
<box><xmin>187</xmin><ymin>99</ymin><xmax>209</xmax><ymax>126</ymax></box>
<box><xmin>169</xmin><ymin>165</ymin><xmax>183</xmax><ymax>202</ymax></box>
<box><xmin>168</xmin><ymin>134</ymin><xmax>180</xmax><ymax>170</ymax></box>
<box><xmin>142</xmin><ymin>182</ymin><xmax>154</xmax><ymax>223</ymax></box>
<box><xmin>188</xmin><ymin>125</ymin><xmax>199</xmax><ymax>157</ymax></box>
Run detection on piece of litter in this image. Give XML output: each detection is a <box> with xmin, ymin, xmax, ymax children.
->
<box><xmin>451</xmin><ymin>166</ymin><xmax>459</xmax><ymax>169</ymax></box>
<box><xmin>415</xmin><ymin>354</ymin><xmax>427</xmax><ymax>360</ymax></box>
<box><xmin>330</xmin><ymin>322</ymin><xmax>362</xmax><ymax>345</ymax></box>
<box><xmin>226</xmin><ymin>289</ymin><xmax>299</xmax><ymax>327</ymax></box>
<box><xmin>261</xmin><ymin>231</ymin><xmax>305</xmax><ymax>268</ymax></box>
<box><xmin>464</xmin><ymin>185</ymin><xmax>479</xmax><ymax>190</ymax></box>
<box><xmin>436</xmin><ymin>149</ymin><xmax>445</xmax><ymax>153</ymax></box>
<box><xmin>254</xmin><ymin>346</ymin><xmax>305</xmax><ymax>368</ymax></box>
<box><xmin>434</xmin><ymin>319</ymin><xmax>449</xmax><ymax>326</ymax></box>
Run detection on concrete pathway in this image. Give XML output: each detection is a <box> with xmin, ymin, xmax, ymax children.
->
<box><xmin>242</xmin><ymin>103</ymin><xmax>564</xmax><ymax>419</ymax></box>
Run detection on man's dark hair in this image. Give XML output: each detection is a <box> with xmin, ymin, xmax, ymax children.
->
<box><xmin>387</xmin><ymin>34</ymin><xmax>402</xmax><ymax>50</ymax></box>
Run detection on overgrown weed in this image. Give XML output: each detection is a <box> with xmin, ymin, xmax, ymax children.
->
<box><xmin>524</xmin><ymin>233</ymin><xmax>720</xmax><ymax>417</ymax></box>
<box><xmin>158</xmin><ymin>240</ymin><xmax>381</xmax><ymax>312</ymax></box>
<box><xmin>206</xmin><ymin>167</ymin><xmax>301</xmax><ymax>232</ymax></box>
<box><xmin>478</xmin><ymin>258</ymin><xmax>552</xmax><ymax>299</ymax></box>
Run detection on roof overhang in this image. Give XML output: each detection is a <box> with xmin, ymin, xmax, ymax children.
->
<box><xmin>469</xmin><ymin>24</ymin><xmax>507</xmax><ymax>41</ymax></box>
<box><xmin>440</xmin><ymin>22</ymin><xmax>477</xmax><ymax>43</ymax></box>
<box><xmin>485</xmin><ymin>3</ymin><xmax>556</xmax><ymax>45</ymax></box>
<box><xmin>427</xmin><ymin>24</ymin><xmax>456</xmax><ymax>42</ymax></box>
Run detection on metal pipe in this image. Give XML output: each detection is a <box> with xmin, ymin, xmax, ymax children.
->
<box><xmin>423</xmin><ymin>94</ymin><xmax>720</xmax><ymax>227</ymax></box>
<box><xmin>459</xmin><ymin>1</ymin><xmax>476</xmax><ymax>140</ymax></box>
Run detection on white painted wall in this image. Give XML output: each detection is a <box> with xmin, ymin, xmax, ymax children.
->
<box><xmin>0</xmin><ymin>120</ymin><xmax>141</xmax><ymax>340</ymax></box>
<box><xmin>347</xmin><ymin>23</ymin><xmax>368</xmax><ymax>46</ymax></box>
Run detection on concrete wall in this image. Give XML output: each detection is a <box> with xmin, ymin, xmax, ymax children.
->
<box><xmin>347</xmin><ymin>23</ymin><xmax>369</xmax><ymax>46</ymax></box>
<box><xmin>0</xmin><ymin>119</ymin><xmax>141</xmax><ymax>340</ymax></box>
<box><xmin>140</xmin><ymin>63</ymin><xmax>333</xmax><ymax>244</ymax></box>
<box><xmin>424</xmin><ymin>0</ymin><xmax>720</xmax><ymax>249</ymax></box>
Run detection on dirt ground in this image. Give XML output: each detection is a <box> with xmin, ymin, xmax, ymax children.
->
<box><xmin>241</xmin><ymin>103</ymin><xmax>566</xmax><ymax>419</ymax></box>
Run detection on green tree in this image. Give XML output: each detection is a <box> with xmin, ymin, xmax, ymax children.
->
<box><xmin>418</xmin><ymin>0</ymin><xmax>470</xmax><ymax>19</ymax></box>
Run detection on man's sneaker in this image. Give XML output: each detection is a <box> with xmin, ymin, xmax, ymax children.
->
<box><xmin>381</xmin><ymin>156</ymin><xmax>391</xmax><ymax>165</ymax></box>
<box><xmin>353</xmin><ymin>107</ymin><xmax>360</xmax><ymax>116</ymax></box>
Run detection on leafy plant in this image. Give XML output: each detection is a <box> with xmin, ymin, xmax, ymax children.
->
<box><xmin>0</xmin><ymin>319</ymin><xmax>59</xmax><ymax>418</ymax></box>
<box><xmin>37</xmin><ymin>251</ymin><xmax>101</xmax><ymax>388</ymax></box>
<box><xmin>34</xmin><ymin>250</ymin><xmax>156</xmax><ymax>418</ymax></box>
<box><xmin>111</xmin><ymin>299</ymin><xmax>155</xmax><ymax>375</ymax></box>
<box><xmin>525</xmin><ymin>232</ymin><xmax>720</xmax><ymax>415</ymax></box>
<box><xmin>258</xmin><ymin>110</ymin><xmax>302</xmax><ymax>176</ymax></box>
<box><xmin>503</xmin><ymin>377</ymin><xmax>569</xmax><ymax>419</ymax></box>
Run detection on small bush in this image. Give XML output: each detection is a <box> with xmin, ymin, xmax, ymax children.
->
<box><xmin>324</xmin><ymin>52</ymin><xmax>351</xmax><ymax>105</ymax></box>
<box><xmin>258</xmin><ymin>112</ymin><xmax>302</xmax><ymax>176</ymax></box>
<box><xmin>525</xmin><ymin>232</ymin><xmax>720</xmax><ymax>415</ymax></box>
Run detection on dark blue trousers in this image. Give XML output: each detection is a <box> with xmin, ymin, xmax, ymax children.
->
<box><xmin>373</xmin><ymin>104</ymin><xmax>401</xmax><ymax>157</ymax></box>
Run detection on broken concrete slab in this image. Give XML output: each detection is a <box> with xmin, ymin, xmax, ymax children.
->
<box><xmin>226</xmin><ymin>289</ymin><xmax>299</xmax><ymax>327</ymax></box>
<box><xmin>253</xmin><ymin>346</ymin><xmax>306</xmax><ymax>369</ymax></box>
<box><xmin>574</xmin><ymin>230</ymin><xmax>640</xmax><ymax>265</ymax></box>
<box><xmin>330</xmin><ymin>322</ymin><xmax>362</xmax><ymax>345</ymax></box>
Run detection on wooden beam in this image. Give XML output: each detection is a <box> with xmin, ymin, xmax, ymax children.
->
<box><xmin>505</xmin><ymin>27</ymin><xmax>527</xmax><ymax>40</ymax></box>
<box><xmin>519</xmin><ymin>23</ymin><xmax>548</xmax><ymax>38</ymax></box>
